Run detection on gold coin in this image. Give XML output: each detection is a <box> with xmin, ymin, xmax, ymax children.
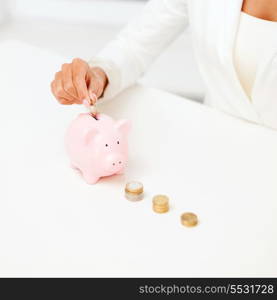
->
<box><xmin>90</xmin><ymin>105</ymin><xmax>97</xmax><ymax>115</ymax></box>
<box><xmin>152</xmin><ymin>195</ymin><xmax>169</xmax><ymax>213</ymax></box>
<box><xmin>180</xmin><ymin>212</ymin><xmax>198</xmax><ymax>227</ymax></box>
<box><xmin>153</xmin><ymin>207</ymin><xmax>168</xmax><ymax>213</ymax></box>
<box><xmin>125</xmin><ymin>181</ymin><xmax>144</xmax><ymax>201</ymax></box>
<box><xmin>152</xmin><ymin>195</ymin><xmax>169</xmax><ymax>206</ymax></box>
<box><xmin>125</xmin><ymin>181</ymin><xmax>143</xmax><ymax>194</ymax></box>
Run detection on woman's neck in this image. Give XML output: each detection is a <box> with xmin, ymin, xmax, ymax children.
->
<box><xmin>242</xmin><ymin>0</ymin><xmax>277</xmax><ymax>21</ymax></box>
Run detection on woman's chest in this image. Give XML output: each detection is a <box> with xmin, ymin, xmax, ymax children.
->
<box><xmin>234</xmin><ymin>12</ymin><xmax>277</xmax><ymax>99</ymax></box>
<box><xmin>187</xmin><ymin>0</ymin><xmax>277</xmax><ymax>128</ymax></box>
<box><xmin>242</xmin><ymin>0</ymin><xmax>277</xmax><ymax>22</ymax></box>
<box><xmin>187</xmin><ymin>0</ymin><xmax>277</xmax><ymax>89</ymax></box>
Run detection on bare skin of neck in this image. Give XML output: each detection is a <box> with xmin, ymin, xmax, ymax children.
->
<box><xmin>242</xmin><ymin>0</ymin><xmax>277</xmax><ymax>21</ymax></box>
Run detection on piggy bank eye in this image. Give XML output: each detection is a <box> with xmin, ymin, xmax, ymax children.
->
<box><xmin>117</xmin><ymin>141</ymin><xmax>120</xmax><ymax>144</ymax></box>
<box><xmin>105</xmin><ymin>144</ymin><xmax>108</xmax><ymax>147</ymax></box>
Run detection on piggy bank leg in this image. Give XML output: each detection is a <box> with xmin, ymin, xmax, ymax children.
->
<box><xmin>82</xmin><ymin>171</ymin><xmax>99</xmax><ymax>184</ymax></box>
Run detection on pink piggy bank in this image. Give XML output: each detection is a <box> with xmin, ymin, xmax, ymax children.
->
<box><xmin>65</xmin><ymin>113</ymin><xmax>131</xmax><ymax>184</ymax></box>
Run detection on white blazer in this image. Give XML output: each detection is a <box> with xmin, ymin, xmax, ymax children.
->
<box><xmin>89</xmin><ymin>0</ymin><xmax>277</xmax><ymax>130</ymax></box>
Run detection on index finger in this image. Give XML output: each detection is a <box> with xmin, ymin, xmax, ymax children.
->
<box><xmin>72</xmin><ymin>58</ymin><xmax>90</xmax><ymax>104</ymax></box>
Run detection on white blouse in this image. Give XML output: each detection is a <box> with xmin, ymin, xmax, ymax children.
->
<box><xmin>234</xmin><ymin>12</ymin><xmax>277</xmax><ymax>100</ymax></box>
<box><xmin>89</xmin><ymin>0</ymin><xmax>277</xmax><ymax>129</ymax></box>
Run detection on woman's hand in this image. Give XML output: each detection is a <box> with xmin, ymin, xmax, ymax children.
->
<box><xmin>51</xmin><ymin>58</ymin><xmax>108</xmax><ymax>105</ymax></box>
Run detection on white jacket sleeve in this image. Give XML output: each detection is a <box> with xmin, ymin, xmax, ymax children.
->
<box><xmin>88</xmin><ymin>0</ymin><xmax>188</xmax><ymax>102</ymax></box>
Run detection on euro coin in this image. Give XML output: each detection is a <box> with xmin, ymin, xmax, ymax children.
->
<box><xmin>90</xmin><ymin>105</ymin><xmax>97</xmax><ymax>116</ymax></box>
<box><xmin>181</xmin><ymin>212</ymin><xmax>198</xmax><ymax>227</ymax></box>
<box><xmin>152</xmin><ymin>194</ymin><xmax>169</xmax><ymax>213</ymax></box>
<box><xmin>125</xmin><ymin>181</ymin><xmax>144</xmax><ymax>201</ymax></box>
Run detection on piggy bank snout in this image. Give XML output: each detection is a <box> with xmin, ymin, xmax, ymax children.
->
<box><xmin>105</xmin><ymin>153</ymin><xmax>126</xmax><ymax>172</ymax></box>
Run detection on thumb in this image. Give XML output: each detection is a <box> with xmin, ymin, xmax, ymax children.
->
<box><xmin>88</xmin><ymin>69</ymin><xmax>106</xmax><ymax>103</ymax></box>
<box><xmin>88</xmin><ymin>90</ymin><xmax>98</xmax><ymax>105</ymax></box>
<box><xmin>88</xmin><ymin>79</ymin><xmax>104</xmax><ymax>104</ymax></box>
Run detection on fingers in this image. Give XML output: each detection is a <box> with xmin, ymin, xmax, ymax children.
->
<box><xmin>88</xmin><ymin>91</ymin><xmax>98</xmax><ymax>105</ymax></box>
<box><xmin>61</xmin><ymin>63</ymin><xmax>78</xmax><ymax>101</ymax></box>
<box><xmin>50</xmin><ymin>58</ymin><xmax>108</xmax><ymax>106</ymax></box>
<box><xmin>72</xmin><ymin>58</ymin><xmax>90</xmax><ymax>104</ymax></box>
<box><xmin>51</xmin><ymin>72</ymin><xmax>75</xmax><ymax>105</ymax></box>
<box><xmin>88</xmin><ymin>79</ymin><xmax>103</xmax><ymax>103</ymax></box>
<box><xmin>87</xmin><ymin>68</ymin><xmax>107</xmax><ymax>104</ymax></box>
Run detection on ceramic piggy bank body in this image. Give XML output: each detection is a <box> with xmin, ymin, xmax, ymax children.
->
<box><xmin>65</xmin><ymin>113</ymin><xmax>131</xmax><ymax>184</ymax></box>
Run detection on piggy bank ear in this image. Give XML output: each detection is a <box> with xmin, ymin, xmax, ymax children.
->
<box><xmin>84</xmin><ymin>128</ymin><xmax>99</xmax><ymax>145</ymax></box>
<box><xmin>115</xmin><ymin>119</ymin><xmax>131</xmax><ymax>135</ymax></box>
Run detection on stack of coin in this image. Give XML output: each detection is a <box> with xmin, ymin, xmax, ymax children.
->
<box><xmin>125</xmin><ymin>181</ymin><xmax>144</xmax><ymax>201</ymax></box>
<box><xmin>152</xmin><ymin>195</ymin><xmax>169</xmax><ymax>213</ymax></box>
<box><xmin>180</xmin><ymin>212</ymin><xmax>198</xmax><ymax>227</ymax></box>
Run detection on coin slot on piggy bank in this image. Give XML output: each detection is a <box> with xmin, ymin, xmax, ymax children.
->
<box><xmin>90</xmin><ymin>113</ymin><xmax>98</xmax><ymax>120</ymax></box>
<box><xmin>65</xmin><ymin>113</ymin><xmax>131</xmax><ymax>184</ymax></box>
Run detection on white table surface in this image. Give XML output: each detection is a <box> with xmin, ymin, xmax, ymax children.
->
<box><xmin>1</xmin><ymin>40</ymin><xmax>277</xmax><ymax>277</ymax></box>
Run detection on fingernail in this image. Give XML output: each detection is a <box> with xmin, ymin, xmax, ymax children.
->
<box><xmin>89</xmin><ymin>91</ymin><xmax>98</xmax><ymax>103</ymax></box>
<box><xmin>82</xmin><ymin>99</ymin><xmax>91</xmax><ymax>107</ymax></box>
